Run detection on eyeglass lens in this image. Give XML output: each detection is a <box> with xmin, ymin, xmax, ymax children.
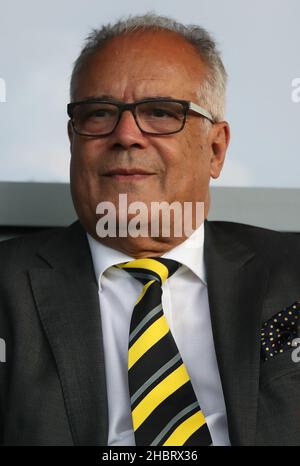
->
<box><xmin>71</xmin><ymin>101</ymin><xmax>185</xmax><ymax>135</ymax></box>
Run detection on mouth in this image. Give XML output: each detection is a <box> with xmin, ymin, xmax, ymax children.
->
<box><xmin>103</xmin><ymin>168</ymin><xmax>155</xmax><ymax>181</ymax></box>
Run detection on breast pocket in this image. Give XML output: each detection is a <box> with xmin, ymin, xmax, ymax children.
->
<box><xmin>260</xmin><ymin>345</ymin><xmax>300</xmax><ymax>387</ymax></box>
<box><xmin>256</xmin><ymin>347</ymin><xmax>300</xmax><ymax>445</ymax></box>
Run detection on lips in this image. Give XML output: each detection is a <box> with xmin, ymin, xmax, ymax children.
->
<box><xmin>104</xmin><ymin>168</ymin><xmax>154</xmax><ymax>176</ymax></box>
<box><xmin>103</xmin><ymin>168</ymin><xmax>155</xmax><ymax>181</ymax></box>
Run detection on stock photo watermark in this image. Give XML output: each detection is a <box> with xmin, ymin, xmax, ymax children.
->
<box><xmin>291</xmin><ymin>78</ymin><xmax>300</xmax><ymax>103</ymax></box>
<box><xmin>0</xmin><ymin>77</ymin><xmax>6</xmax><ymax>103</ymax></box>
<box><xmin>0</xmin><ymin>338</ymin><xmax>6</xmax><ymax>363</ymax></box>
<box><xmin>95</xmin><ymin>194</ymin><xmax>204</xmax><ymax>243</ymax></box>
<box><xmin>291</xmin><ymin>337</ymin><xmax>300</xmax><ymax>363</ymax></box>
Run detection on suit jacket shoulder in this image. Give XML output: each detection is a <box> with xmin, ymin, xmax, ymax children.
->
<box><xmin>0</xmin><ymin>221</ymin><xmax>108</xmax><ymax>446</ymax></box>
<box><xmin>206</xmin><ymin>220</ymin><xmax>300</xmax><ymax>273</ymax></box>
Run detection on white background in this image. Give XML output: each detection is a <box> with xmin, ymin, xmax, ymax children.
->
<box><xmin>0</xmin><ymin>0</ymin><xmax>299</xmax><ymax>187</ymax></box>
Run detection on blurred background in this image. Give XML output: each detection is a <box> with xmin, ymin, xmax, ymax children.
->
<box><xmin>0</xmin><ymin>0</ymin><xmax>299</xmax><ymax>238</ymax></box>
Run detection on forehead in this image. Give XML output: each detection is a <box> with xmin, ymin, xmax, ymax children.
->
<box><xmin>74</xmin><ymin>30</ymin><xmax>208</xmax><ymax>101</ymax></box>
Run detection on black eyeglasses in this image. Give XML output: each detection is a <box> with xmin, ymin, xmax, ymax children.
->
<box><xmin>67</xmin><ymin>98</ymin><xmax>215</xmax><ymax>137</ymax></box>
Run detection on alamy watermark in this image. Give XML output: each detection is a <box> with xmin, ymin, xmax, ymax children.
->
<box><xmin>0</xmin><ymin>78</ymin><xmax>6</xmax><ymax>103</ymax></box>
<box><xmin>291</xmin><ymin>78</ymin><xmax>300</xmax><ymax>103</ymax></box>
<box><xmin>95</xmin><ymin>194</ymin><xmax>204</xmax><ymax>243</ymax></box>
<box><xmin>0</xmin><ymin>338</ymin><xmax>6</xmax><ymax>363</ymax></box>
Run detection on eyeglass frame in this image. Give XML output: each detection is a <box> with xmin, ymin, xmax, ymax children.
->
<box><xmin>67</xmin><ymin>98</ymin><xmax>216</xmax><ymax>137</ymax></box>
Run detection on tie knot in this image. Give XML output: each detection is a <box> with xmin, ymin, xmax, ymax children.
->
<box><xmin>116</xmin><ymin>257</ymin><xmax>180</xmax><ymax>285</ymax></box>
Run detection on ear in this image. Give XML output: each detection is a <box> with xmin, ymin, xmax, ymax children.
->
<box><xmin>209</xmin><ymin>121</ymin><xmax>230</xmax><ymax>179</ymax></box>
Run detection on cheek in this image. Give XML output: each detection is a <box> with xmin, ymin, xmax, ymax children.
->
<box><xmin>161</xmin><ymin>135</ymin><xmax>204</xmax><ymax>180</ymax></box>
<box><xmin>70</xmin><ymin>139</ymin><xmax>102</xmax><ymax>179</ymax></box>
<box><xmin>185</xmin><ymin>128</ymin><xmax>211</xmax><ymax>172</ymax></box>
<box><xmin>163</xmin><ymin>134</ymin><xmax>210</xmax><ymax>199</ymax></box>
<box><xmin>70</xmin><ymin>141</ymin><xmax>105</xmax><ymax>214</ymax></box>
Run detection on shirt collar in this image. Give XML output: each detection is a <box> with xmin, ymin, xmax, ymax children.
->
<box><xmin>160</xmin><ymin>222</ymin><xmax>206</xmax><ymax>285</ymax></box>
<box><xmin>87</xmin><ymin>235</ymin><xmax>135</xmax><ymax>291</ymax></box>
<box><xmin>87</xmin><ymin>222</ymin><xmax>206</xmax><ymax>291</ymax></box>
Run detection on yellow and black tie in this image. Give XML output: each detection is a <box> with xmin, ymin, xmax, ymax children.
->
<box><xmin>116</xmin><ymin>257</ymin><xmax>212</xmax><ymax>446</ymax></box>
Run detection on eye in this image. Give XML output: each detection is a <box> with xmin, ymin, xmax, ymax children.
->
<box><xmin>87</xmin><ymin>108</ymin><xmax>115</xmax><ymax>119</ymax></box>
<box><xmin>75</xmin><ymin>103</ymin><xmax>118</xmax><ymax>122</ymax></box>
<box><xmin>139</xmin><ymin>104</ymin><xmax>182</xmax><ymax>120</ymax></box>
<box><xmin>151</xmin><ymin>108</ymin><xmax>174</xmax><ymax>118</ymax></box>
<box><xmin>90</xmin><ymin>110</ymin><xmax>106</xmax><ymax>117</ymax></box>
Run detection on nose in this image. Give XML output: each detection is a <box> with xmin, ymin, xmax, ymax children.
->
<box><xmin>109</xmin><ymin>109</ymin><xmax>147</xmax><ymax>150</ymax></box>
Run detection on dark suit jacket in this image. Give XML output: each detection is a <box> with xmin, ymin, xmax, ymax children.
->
<box><xmin>0</xmin><ymin>220</ymin><xmax>300</xmax><ymax>446</ymax></box>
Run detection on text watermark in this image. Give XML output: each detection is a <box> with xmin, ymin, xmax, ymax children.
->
<box><xmin>0</xmin><ymin>78</ymin><xmax>6</xmax><ymax>103</ymax></box>
<box><xmin>291</xmin><ymin>78</ymin><xmax>300</xmax><ymax>103</ymax></box>
<box><xmin>0</xmin><ymin>338</ymin><xmax>6</xmax><ymax>363</ymax></box>
<box><xmin>292</xmin><ymin>337</ymin><xmax>300</xmax><ymax>363</ymax></box>
<box><xmin>95</xmin><ymin>194</ymin><xmax>204</xmax><ymax>242</ymax></box>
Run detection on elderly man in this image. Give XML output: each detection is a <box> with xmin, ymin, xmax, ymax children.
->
<box><xmin>0</xmin><ymin>14</ymin><xmax>300</xmax><ymax>446</ymax></box>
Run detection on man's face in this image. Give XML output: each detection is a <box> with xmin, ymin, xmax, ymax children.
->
<box><xmin>69</xmin><ymin>30</ymin><xmax>229</xmax><ymax>242</ymax></box>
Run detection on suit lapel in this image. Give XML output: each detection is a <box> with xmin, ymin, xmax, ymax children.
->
<box><xmin>204</xmin><ymin>221</ymin><xmax>270</xmax><ymax>445</ymax></box>
<box><xmin>28</xmin><ymin>222</ymin><xmax>108</xmax><ymax>445</ymax></box>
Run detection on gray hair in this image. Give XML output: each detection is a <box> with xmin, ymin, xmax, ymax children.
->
<box><xmin>70</xmin><ymin>12</ymin><xmax>227</xmax><ymax>122</ymax></box>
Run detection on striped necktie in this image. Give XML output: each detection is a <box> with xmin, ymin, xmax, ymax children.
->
<box><xmin>116</xmin><ymin>257</ymin><xmax>212</xmax><ymax>446</ymax></box>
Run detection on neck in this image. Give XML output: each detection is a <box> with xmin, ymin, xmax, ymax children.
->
<box><xmin>92</xmin><ymin>234</ymin><xmax>191</xmax><ymax>258</ymax></box>
<box><xmin>86</xmin><ymin>196</ymin><xmax>209</xmax><ymax>258</ymax></box>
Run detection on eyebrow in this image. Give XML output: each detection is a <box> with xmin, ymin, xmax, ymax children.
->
<box><xmin>81</xmin><ymin>95</ymin><xmax>177</xmax><ymax>103</ymax></box>
<box><xmin>83</xmin><ymin>94</ymin><xmax>116</xmax><ymax>102</ymax></box>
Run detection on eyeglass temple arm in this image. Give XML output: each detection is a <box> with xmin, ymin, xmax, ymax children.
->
<box><xmin>189</xmin><ymin>102</ymin><xmax>215</xmax><ymax>123</ymax></box>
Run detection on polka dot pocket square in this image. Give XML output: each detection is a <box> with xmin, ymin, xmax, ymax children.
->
<box><xmin>261</xmin><ymin>301</ymin><xmax>300</xmax><ymax>361</ymax></box>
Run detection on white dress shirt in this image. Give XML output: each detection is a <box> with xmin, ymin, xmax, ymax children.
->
<box><xmin>87</xmin><ymin>225</ymin><xmax>230</xmax><ymax>446</ymax></box>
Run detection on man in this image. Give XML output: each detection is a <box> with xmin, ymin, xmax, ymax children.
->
<box><xmin>0</xmin><ymin>13</ymin><xmax>300</xmax><ymax>446</ymax></box>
